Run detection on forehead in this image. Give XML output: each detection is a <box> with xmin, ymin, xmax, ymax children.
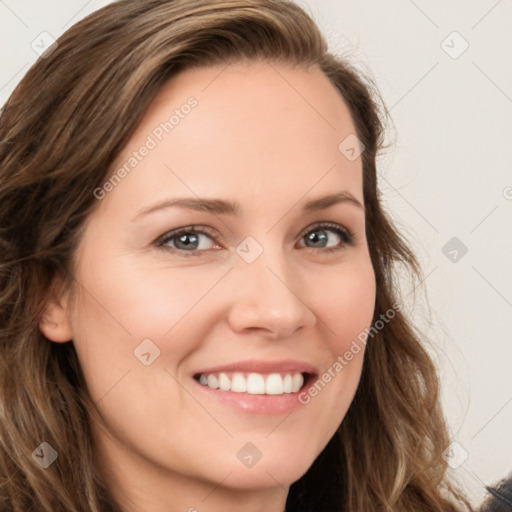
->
<box><xmin>103</xmin><ymin>60</ymin><xmax>363</xmax><ymax>216</ymax></box>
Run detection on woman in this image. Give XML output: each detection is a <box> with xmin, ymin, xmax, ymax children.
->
<box><xmin>0</xmin><ymin>1</ymin><xmax>472</xmax><ymax>510</ymax></box>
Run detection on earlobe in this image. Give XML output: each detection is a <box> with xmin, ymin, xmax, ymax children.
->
<box><xmin>39</xmin><ymin>298</ymin><xmax>73</xmax><ymax>343</ymax></box>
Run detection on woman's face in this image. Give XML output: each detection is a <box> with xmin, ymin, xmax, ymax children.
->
<box><xmin>48</xmin><ymin>61</ymin><xmax>376</xmax><ymax>505</ymax></box>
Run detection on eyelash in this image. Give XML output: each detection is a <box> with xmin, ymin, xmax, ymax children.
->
<box><xmin>155</xmin><ymin>222</ymin><xmax>354</xmax><ymax>257</ymax></box>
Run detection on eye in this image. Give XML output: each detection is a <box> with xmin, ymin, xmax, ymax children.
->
<box><xmin>155</xmin><ymin>225</ymin><xmax>220</xmax><ymax>256</ymax></box>
<box><xmin>298</xmin><ymin>222</ymin><xmax>353</xmax><ymax>252</ymax></box>
<box><xmin>155</xmin><ymin>222</ymin><xmax>354</xmax><ymax>257</ymax></box>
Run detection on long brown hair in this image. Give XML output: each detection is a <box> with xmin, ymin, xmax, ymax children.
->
<box><xmin>0</xmin><ymin>1</ymin><xmax>471</xmax><ymax>510</ymax></box>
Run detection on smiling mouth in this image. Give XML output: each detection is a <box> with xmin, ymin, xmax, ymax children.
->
<box><xmin>193</xmin><ymin>371</ymin><xmax>311</xmax><ymax>395</ymax></box>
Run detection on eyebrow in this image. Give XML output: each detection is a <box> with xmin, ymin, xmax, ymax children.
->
<box><xmin>132</xmin><ymin>191</ymin><xmax>363</xmax><ymax>221</ymax></box>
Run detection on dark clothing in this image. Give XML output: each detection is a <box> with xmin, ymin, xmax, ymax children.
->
<box><xmin>480</xmin><ymin>475</ymin><xmax>512</xmax><ymax>511</ymax></box>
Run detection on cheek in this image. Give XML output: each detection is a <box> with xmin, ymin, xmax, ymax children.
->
<box><xmin>280</xmin><ymin>258</ymin><xmax>376</xmax><ymax>461</ymax></box>
<box><xmin>73</xmin><ymin>249</ymin><xmax>221</xmax><ymax>339</ymax></box>
<box><xmin>67</xmin><ymin>259</ymin><xmax>227</xmax><ymax>398</ymax></box>
<box><xmin>313</xmin><ymin>258</ymin><xmax>376</xmax><ymax>350</ymax></box>
<box><xmin>75</xmin><ymin>256</ymin><xmax>220</xmax><ymax>336</ymax></box>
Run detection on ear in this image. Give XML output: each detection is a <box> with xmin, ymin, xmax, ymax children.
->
<box><xmin>39</xmin><ymin>291</ymin><xmax>73</xmax><ymax>343</ymax></box>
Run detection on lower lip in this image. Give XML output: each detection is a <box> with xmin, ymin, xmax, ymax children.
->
<box><xmin>193</xmin><ymin>378</ymin><xmax>311</xmax><ymax>415</ymax></box>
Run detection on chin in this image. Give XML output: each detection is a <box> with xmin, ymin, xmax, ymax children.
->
<box><xmin>211</xmin><ymin>451</ymin><xmax>315</xmax><ymax>491</ymax></box>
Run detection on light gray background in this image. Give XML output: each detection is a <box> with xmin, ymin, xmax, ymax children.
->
<box><xmin>1</xmin><ymin>0</ymin><xmax>511</xmax><ymax>506</ymax></box>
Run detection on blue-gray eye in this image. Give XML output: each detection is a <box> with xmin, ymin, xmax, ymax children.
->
<box><xmin>300</xmin><ymin>224</ymin><xmax>353</xmax><ymax>249</ymax></box>
<box><xmin>157</xmin><ymin>227</ymin><xmax>217</xmax><ymax>252</ymax></box>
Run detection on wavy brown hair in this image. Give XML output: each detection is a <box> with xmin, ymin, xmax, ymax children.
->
<box><xmin>0</xmin><ymin>0</ymin><xmax>471</xmax><ymax>510</ymax></box>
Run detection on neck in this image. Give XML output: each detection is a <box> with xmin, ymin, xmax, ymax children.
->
<box><xmin>94</xmin><ymin>426</ymin><xmax>289</xmax><ymax>512</ymax></box>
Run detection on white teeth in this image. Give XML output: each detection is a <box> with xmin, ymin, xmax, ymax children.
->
<box><xmin>218</xmin><ymin>372</ymin><xmax>231</xmax><ymax>391</ymax></box>
<box><xmin>292</xmin><ymin>373</ymin><xmax>304</xmax><ymax>392</ymax></box>
<box><xmin>197</xmin><ymin>371</ymin><xmax>306</xmax><ymax>395</ymax></box>
<box><xmin>283</xmin><ymin>374</ymin><xmax>292</xmax><ymax>393</ymax></box>
<box><xmin>231</xmin><ymin>372</ymin><xmax>247</xmax><ymax>393</ymax></box>
<box><xmin>265</xmin><ymin>373</ymin><xmax>283</xmax><ymax>395</ymax></box>
<box><xmin>207</xmin><ymin>374</ymin><xmax>219</xmax><ymax>389</ymax></box>
<box><xmin>247</xmin><ymin>373</ymin><xmax>265</xmax><ymax>394</ymax></box>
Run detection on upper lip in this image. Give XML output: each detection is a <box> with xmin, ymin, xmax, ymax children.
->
<box><xmin>193</xmin><ymin>359</ymin><xmax>318</xmax><ymax>376</ymax></box>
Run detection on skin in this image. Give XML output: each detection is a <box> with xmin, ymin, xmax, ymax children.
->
<box><xmin>40</xmin><ymin>60</ymin><xmax>376</xmax><ymax>512</ymax></box>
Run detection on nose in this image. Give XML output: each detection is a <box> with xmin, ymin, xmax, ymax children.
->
<box><xmin>226</xmin><ymin>245</ymin><xmax>317</xmax><ymax>340</ymax></box>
